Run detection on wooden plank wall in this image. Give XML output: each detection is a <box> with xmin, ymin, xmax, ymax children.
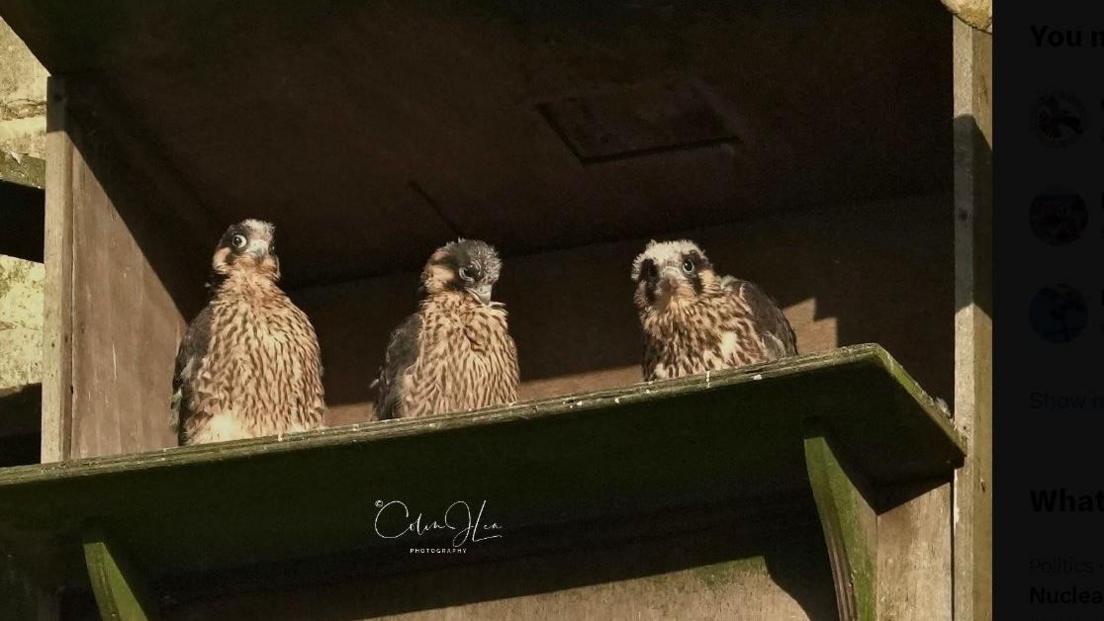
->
<box><xmin>67</xmin><ymin>139</ymin><xmax>184</xmax><ymax>457</ymax></box>
<box><xmin>296</xmin><ymin>193</ymin><xmax>953</xmax><ymax>427</ymax></box>
<box><xmin>41</xmin><ymin>77</ymin><xmax>210</xmax><ymax>460</ymax></box>
<box><xmin>42</xmin><ymin>89</ymin><xmax>953</xmax><ymax>463</ymax></box>
<box><xmin>877</xmin><ymin>483</ymin><xmax>953</xmax><ymax>620</ymax></box>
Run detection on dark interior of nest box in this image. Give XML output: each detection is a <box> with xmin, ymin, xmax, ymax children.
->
<box><xmin>1</xmin><ymin>0</ymin><xmax>954</xmax><ymax>457</ymax></box>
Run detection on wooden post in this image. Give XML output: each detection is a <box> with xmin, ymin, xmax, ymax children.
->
<box><xmin>41</xmin><ymin>76</ymin><xmax>73</xmax><ymax>464</ymax></box>
<box><xmin>804</xmin><ymin>431</ymin><xmax>877</xmax><ymax>621</ymax></box>
<box><xmin>952</xmin><ymin>14</ymin><xmax>993</xmax><ymax>621</ymax></box>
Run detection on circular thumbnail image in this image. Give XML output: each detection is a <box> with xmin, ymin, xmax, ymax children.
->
<box><xmin>1030</xmin><ymin>190</ymin><xmax>1088</xmax><ymax>245</ymax></box>
<box><xmin>1029</xmin><ymin>284</ymin><xmax>1087</xmax><ymax>343</ymax></box>
<box><xmin>1031</xmin><ymin>92</ymin><xmax>1086</xmax><ymax>147</ymax></box>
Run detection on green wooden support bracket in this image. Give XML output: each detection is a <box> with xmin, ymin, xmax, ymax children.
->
<box><xmin>804</xmin><ymin>427</ymin><xmax>878</xmax><ymax>621</ymax></box>
<box><xmin>82</xmin><ymin>525</ymin><xmax>160</xmax><ymax>621</ymax></box>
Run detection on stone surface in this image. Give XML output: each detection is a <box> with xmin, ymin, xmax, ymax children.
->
<box><xmin>0</xmin><ymin>149</ymin><xmax>44</xmax><ymax>188</ymax></box>
<box><xmin>0</xmin><ymin>17</ymin><xmax>47</xmax><ymax>162</ymax></box>
<box><xmin>941</xmin><ymin>0</ymin><xmax>992</xmax><ymax>33</ymax></box>
<box><xmin>0</xmin><ymin>254</ymin><xmax>43</xmax><ymax>392</ymax></box>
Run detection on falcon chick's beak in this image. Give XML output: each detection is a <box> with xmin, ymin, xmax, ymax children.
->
<box><xmin>658</xmin><ymin>266</ymin><xmax>685</xmax><ymax>293</ymax></box>
<box><xmin>470</xmin><ymin>282</ymin><xmax>494</xmax><ymax>306</ymax></box>
<box><xmin>246</xmin><ymin>238</ymin><xmax>270</xmax><ymax>259</ymax></box>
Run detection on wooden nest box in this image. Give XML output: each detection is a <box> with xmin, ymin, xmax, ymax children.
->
<box><xmin>0</xmin><ymin>1</ymin><xmax>970</xmax><ymax>619</ymax></box>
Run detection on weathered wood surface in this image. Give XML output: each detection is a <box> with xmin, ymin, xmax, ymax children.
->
<box><xmin>953</xmin><ymin>16</ymin><xmax>992</xmax><ymax>621</ymax></box>
<box><xmin>877</xmin><ymin>481</ymin><xmax>952</xmax><ymax>619</ymax></box>
<box><xmin>0</xmin><ymin>345</ymin><xmax>963</xmax><ymax>613</ymax></box>
<box><xmin>68</xmin><ymin>126</ymin><xmax>183</xmax><ymax>458</ymax></box>
<box><xmin>41</xmin><ymin>77</ymin><xmax>72</xmax><ymax>463</ymax></box>
<box><xmin>41</xmin><ymin>76</ymin><xmax>211</xmax><ymax>462</ymax></box>
<box><xmin>300</xmin><ymin>195</ymin><xmax>954</xmax><ymax>428</ymax></box>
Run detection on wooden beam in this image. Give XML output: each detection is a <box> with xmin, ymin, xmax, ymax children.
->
<box><xmin>806</xmin><ymin>425</ymin><xmax>955</xmax><ymax>621</ymax></box>
<box><xmin>83</xmin><ymin>525</ymin><xmax>161</xmax><ymax>621</ymax></box>
<box><xmin>804</xmin><ymin>429</ymin><xmax>877</xmax><ymax>621</ymax></box>
<box><xmin>41</xmin><ymin>76</ymin><xmax>73</xmax><ymax>464</ymax></box>
<box><xmin>952</xmin><ymin>15</ymin><xmax>993</xmax><ymax>621</ymax></box>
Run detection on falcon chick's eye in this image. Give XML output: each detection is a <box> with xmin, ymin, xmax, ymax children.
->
<box><xmin>231</xmin><ymin>234</ymin><xmax>248</xmax><ymax>250</ymax></box>
<box><xmin>682</xmin><ymin>258</ymin><xmax>696</xmax><ymax>274</ymax></box>
<box><xmin>459</xmin><ymin>267</ymin><xmax>473</xmax><ymax>281</ymax></box>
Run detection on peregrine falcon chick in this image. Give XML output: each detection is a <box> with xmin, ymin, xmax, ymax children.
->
<box><xmin>375</xmin><ymin>240</ymin><xmax>519</xmax><ymax>419</ymax></box>
<box><xmin>632</xmin><ymin>239</ymin><xmax>797</xmax><ymax>381</ymax></box>
<box><xmin>172</xmin><ymin>219</ymin><xmax>325</xmax><ymax>445</ymax></box>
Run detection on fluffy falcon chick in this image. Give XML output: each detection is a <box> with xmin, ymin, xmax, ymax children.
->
<box><xmin>172</xmin><ymin>219</ymin><xmax>325</xmax><ymax>445</ymax></box>
<box><xmin>632</xmin><ymin>240</ymin><xmax>797</xmax><ymax>381</ymax></box>
<box><xmin>375</xmin><ymin>240</ymin><xmax>519</xmax><ymax>420</ymax></box>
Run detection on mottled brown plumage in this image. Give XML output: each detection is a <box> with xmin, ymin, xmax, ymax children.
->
<box><xmin>375</xmin><ymin>240</ymin><xmax>519</xmax><ymax>419</ymax></box>
<box><xmin>172</xmin><ymin>220</ymin><xmax>325</xmax><ymax>445</ymax></box>
<box><xmin>632</xmin><ymin>240</ymin><xmax>797</xmax><ymax>381</ymax></box>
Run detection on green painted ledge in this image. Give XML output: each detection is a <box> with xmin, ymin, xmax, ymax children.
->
<box><xmin>0</xmin><ymin>344</ymin><xmax>964</xmax><ymax>604</ymax></box>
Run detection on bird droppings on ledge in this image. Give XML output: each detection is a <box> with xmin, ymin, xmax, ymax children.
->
<box><xmin>752</xmin><ymin>374</ymin><xmax>763</xmax><ymax>381</ymax></box>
